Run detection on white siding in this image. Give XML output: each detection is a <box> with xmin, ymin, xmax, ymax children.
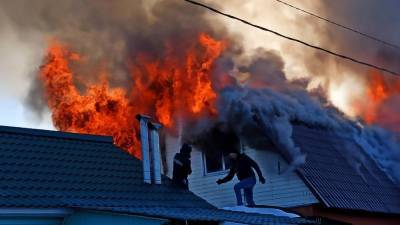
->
<box><xmin>246</xmin><ymin>148</ymin><xmax>318</xmax><ymax>207</ymax></box>
<box><xmin>163</xmin><ymin>135</ymin><xmax>318</xmax><ymax>208</ymax></box>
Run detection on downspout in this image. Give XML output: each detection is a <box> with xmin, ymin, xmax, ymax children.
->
<box><xmin>136</xmin><ymin>114</ymin><xmax>152</xmax><ymax>184</ymax></box>
<box><xmin>148</xmin><ymin>121</ymin><xmax>163</xmax><ymax>184</ymax></box>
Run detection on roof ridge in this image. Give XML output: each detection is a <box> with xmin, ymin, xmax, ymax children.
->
<box><xmin>0</xmin><ymin>125</ymin><xmax>113</xmax><ymax>143</ymax></box>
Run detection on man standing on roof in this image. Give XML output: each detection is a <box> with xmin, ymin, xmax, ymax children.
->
<box><xmin>216</xmin><ymin>151</ymin><xmax>266</xmax><ymax>207</ymax></box>
<box><xmin>172</xmin><ymin>143</ymin><xmax>192</xmax><ymax>190</ymax></box>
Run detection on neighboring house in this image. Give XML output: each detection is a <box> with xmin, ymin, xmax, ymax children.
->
<box><xmin>0</xmin><ymin>125</ymin><xmax>317</xmax><ymax>225</ymax></box>
<box><xmin>163</xmin><ymin>124</ymin><xmax>400</xmax><ymax>225</ymax></box>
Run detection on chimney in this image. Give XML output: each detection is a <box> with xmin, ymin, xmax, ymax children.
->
<box><xmin>148</xmin><ymin>122</ymin><xmax>163</xmax><ymax>184</ymax></box>
<box><xmin>136</xmin><ymin>114</ymin><xmax>151</xmax><ymax>184</ymax></box>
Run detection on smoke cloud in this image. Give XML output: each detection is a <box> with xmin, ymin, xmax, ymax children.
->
<box><xmin>308</xmin><ymin>0</ymin><xmax>400</xmax><ymax>127</ymax></box>
<box><xmin>208</xmin><ymin>0</ymin><xmax>400</xmax><ymax>130</ymax></box>
<box><xmin>0</xmin><ymin>0</ymin><xmax>230</xmax><ymax>115</ymax></box>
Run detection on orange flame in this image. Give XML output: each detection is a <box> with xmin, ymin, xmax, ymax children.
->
<box><xmin>354</xmin><ymin>70</ymin><xmax>400</xmax><ymax>128</ymax></box>
<box><xmin>364</xmin><ymin>71</ymin><xmax>390</xmax><ymax>123</ymax></box>
<box><xmin>40</xmin><ymin>34</ymin><xmax>225</xmax><ymax>157</ymax></box>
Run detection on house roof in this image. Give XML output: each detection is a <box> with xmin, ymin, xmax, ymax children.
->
<box><xmin>0</xmin><ymin>125</ymin><xmax>314</xmax><ymax>225</ymax></box>
<box><xmin>292</xmin><ymin>125</ymin><xmax>400</xmax><ymax>214</ymax></box>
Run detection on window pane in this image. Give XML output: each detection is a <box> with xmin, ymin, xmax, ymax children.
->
<box><xmin>205</xmin><ymin>150</ymin><xmax>223</xmax><ymax>173</ymax></box>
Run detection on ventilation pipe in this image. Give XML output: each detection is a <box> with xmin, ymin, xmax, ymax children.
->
<box><xmin>148</xmin><ymin>122</ymin><xmax>163</xmax><ymax>184</ymax></box>
<box><xmin>136</xmin><ymin>114</ymin><xmax>151</xmax><ymax>184</ymax></box>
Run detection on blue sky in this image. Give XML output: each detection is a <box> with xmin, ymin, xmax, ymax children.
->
<box><xmin>0</xmin><ymin>11</ymin><xmax>52</xmax><ymax>130</ymax></box>
<box><xmin>0</xmin><ymin>99</ymin><xmax>53</xmax><ymax>129</ymax></box>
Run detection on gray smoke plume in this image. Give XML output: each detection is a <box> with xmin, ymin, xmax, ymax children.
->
<box><xmin>315</xmin><ymin>0</ymin><xmax>400</xmax><ymax>128</ymax></box>
<box><xmin>320</xmin><ymin>0</ymin><xmax>400</xmax><ymax>68</ymax></box>
<box><xmin>287</xmin><ymin>0</ymin><xmax>400</xmax><ymax>83</ymax></box>
<box><xmin>183</xmin><ymin>47</ymin><xmax>400</xmax><ymax>184</ymax></box>
<box><xmin>316</xmin><ymin>1</ymin><xmax>400</xmax><ymax>182</ymax></box>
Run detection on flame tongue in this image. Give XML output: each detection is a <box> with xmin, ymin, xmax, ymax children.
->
<box><xmin>40</xmin><ymin>40</ymin><xmax>138</xmax><ymax>156</ymax></box>
<box><xmin>364</xmin><ymin>71</ymin><xmax>389</xmax><ymax>124</ymax></box>
<box><xmin>355</xmin><ymin>70</ymin><xmax>400</xmax><ymax>130</ymax></box>
<box><xmin>132</xmin><ymin>33</ymin><xmax>224</xmax><ymax>127</ymax></box>
<box><xmin>40</xmin><ymin>34</ymin><xmax>225</xmax><ymax>157</ymax></box>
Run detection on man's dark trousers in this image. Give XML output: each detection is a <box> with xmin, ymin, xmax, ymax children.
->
<box><xmin>234</xmin><ymin>177</ymin><xmax>256</xmax><ymax>206</ymax></box>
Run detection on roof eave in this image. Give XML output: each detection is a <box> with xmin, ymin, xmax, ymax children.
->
<box><xmin>0</xmin><ymin>208</ymin><xmax>74</xmax><ymax>217</ymax></box>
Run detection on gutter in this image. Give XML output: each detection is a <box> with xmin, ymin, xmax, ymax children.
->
<box><xmin>0</xmin><ymin>208</ymin><xmax>73</xmax><ymax>217</ymax></box>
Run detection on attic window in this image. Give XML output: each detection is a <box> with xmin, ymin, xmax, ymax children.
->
<box><xmin>203</xmin><ymin>150</ymin><xmax>231</xmax><ymax>174</ymax></box>
<box><xmin>198</xmin><ymin>122</ymin><xmax>240</xmax><ymax>175</ymax></box>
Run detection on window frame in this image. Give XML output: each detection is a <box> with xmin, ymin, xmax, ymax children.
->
<box><xmin>202</xmin><ymin>141</ymin><xmax>243</xmax><ymax>176</ymax></box>
<box><xmin>202</xmin><ymin>150</ymin><xmax>230</xmax><ymax>176</ymax></box>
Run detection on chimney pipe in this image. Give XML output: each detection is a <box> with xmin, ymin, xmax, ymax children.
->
<box><xmin>148</xmin><ymin>122</ymin><xmax>163</xmax><ymax>184</ymax></box>
<box><xmin>136</xmin><ymin>114</ymin><xmax>151</xmax><ymax>184</ymax></box>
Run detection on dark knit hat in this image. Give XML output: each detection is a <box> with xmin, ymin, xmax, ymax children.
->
<box><xmin>180</xmin><ymin>143</ymin><xmax>192</xmax><ymax>154</ymax></box>
<box><xmin>224</xmin><ymin>148</ymin><xmax>239</xmax><ymax>156</ymax></box>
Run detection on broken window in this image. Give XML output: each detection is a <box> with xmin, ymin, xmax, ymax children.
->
<box><xmin>203</xmin><ymin>149</ymin><xmax>230</xmax><ymax>174</ymax></box>
<box><xmin>198</xmin><ymin>122</ymin><xmax>240</xmax><ymax>174</ymax></box>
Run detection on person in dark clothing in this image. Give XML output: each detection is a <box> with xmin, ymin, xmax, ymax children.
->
<box><xmin>172</xmin><ymin>143</ymin><xmax>192</xmax><ymax>190</ymax></box>
<box><xmin>216</xmin><ymin>152</ymin><xmax>265</xmax><ymax>206</ymax></box>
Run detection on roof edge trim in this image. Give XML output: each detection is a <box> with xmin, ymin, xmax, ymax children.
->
<box><xmin>0</xmin><ymin>125</ymin><xmax>113</xmax><ymax>143</ymax></box>
<box><xmin>0</xmin><ymin>208</ymin><xmax>74</xmax><ymax>217</ymax></box>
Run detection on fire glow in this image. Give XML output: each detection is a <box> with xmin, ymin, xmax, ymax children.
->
<box><xmin>39</xmin><ymin>32</ymin><xmax>399</xmax><ymax>158</ymax></box>
<box><xmin>40</xmin><ymin>33</ymin><xmax>225</xmax><ymax>158</ymax></box>
<box><xmin>353</xmin><ymin>70</ymin><xmax>400</xmax><ymax>130</ymax></box>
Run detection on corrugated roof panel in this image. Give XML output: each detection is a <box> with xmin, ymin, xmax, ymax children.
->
<box><xmin>294</xmin><ymin>125</ymin><xmax>400</xmax><ymax>214</ymax></box>
<box><xmin>0</xmin><ymin>125</ymin><xmax>313</xmax><ymax>225</ymax></box>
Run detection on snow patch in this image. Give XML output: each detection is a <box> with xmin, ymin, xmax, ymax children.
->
<box><xmin>223</xmin><ymin>205</ymin><xmax>300</xmax><ymax>217</ymax></box>
<box><xmin>221</xmin><ymin>206</ymin><xmax>300</xmax><ymax>225</ymax></box>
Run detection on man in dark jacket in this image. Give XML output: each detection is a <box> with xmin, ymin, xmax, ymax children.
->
<box><xmin>216</xmin><ymin>152</ymin><xmax>265</xmax><ymax>206</ymax></box>
<box><xmin>172</xmin><ymin>143</ymin><xmax>192</xmax><ymax>190</ymax></box>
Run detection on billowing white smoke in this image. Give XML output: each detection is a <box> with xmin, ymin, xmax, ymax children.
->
<box><xmin>216</xmin><ymin>83</ymin><xmax>400</xmax><ymax>184</ymax></box>
<box><xmin>210</xmin><ymin>0</ymin><xmax>400</xmax><ymax>132</ymax></box>
<box><xmin>186</xmin><ymin>47</ymin><xmax>400</xmax><ymax>185</ymax></box>
<box><xmin>217</xmin><ymin>85</ymin><xmax>332</xmax><ymax>165</ymax></box>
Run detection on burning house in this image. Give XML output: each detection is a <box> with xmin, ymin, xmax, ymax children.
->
<box><xmin>162</xmin><ymin>122</ymin><xmax>400</xmax><ymax>225</ymax></box>
<box><xmin>0</xmin><ymin>0</ymin><xmax>399</xmax><ymax>225</ymax></box>
<box><xmin>0</xmin><ymin>124</ymin><xmax>318</xmax><ymax>225</ymax></box>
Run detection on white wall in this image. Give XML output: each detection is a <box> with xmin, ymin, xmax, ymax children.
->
<box><xmin>245</xmin><ymin>148</ymin><xmax>318</xmax><ymax>207</ymax></box>
<box><xmin>163</xmin><ymin>135</ymin><xmax>318</xmax><ymax>208</ymax></box>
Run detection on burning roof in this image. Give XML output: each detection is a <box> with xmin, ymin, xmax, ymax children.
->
<box><xmin>0</xmin><ymin>0</ymin><xmax>398</xmax><ymax>191</ymax></box>
<box><xmin>39</xmin><ymin>34</ymin><xmax>224</xmax><ymax>158</ymax></box>
<box><xmin>36</xmin><ymin>22</ymin><xmax>400</xmax><ymax>188</ymax></box>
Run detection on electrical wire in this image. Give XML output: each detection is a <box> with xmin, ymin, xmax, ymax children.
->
<box><xmin>184</xmin><ymin>0</ymin><xmax>400</xmax><ymax>77</ymax></box>
<box><xmin>274</xmin><ymin>0</ymin><xmax>400</xmax><ymax>50</ymax></box>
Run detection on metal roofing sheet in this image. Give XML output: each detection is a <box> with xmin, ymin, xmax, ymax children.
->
<box><xmin>0</xmin><ymin>125</ymin><xmax>313</xmax><ymax>225</ymax></box>
<box><xmin>293</xmin><ymin>125</ymin><xmax>400</xmax><ymax>214</ymax></box>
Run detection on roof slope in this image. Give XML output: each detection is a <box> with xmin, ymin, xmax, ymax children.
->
<box><xmin>0</xmin><ymin>125</ymin><xmax>314</xmax><ymax>225</ymax></box>
<box><xmin>293</xmin><ymin>125</ymin><xmax>400</xmax><ymax>214</ymax></box>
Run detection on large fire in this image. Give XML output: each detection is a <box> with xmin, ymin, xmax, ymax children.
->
<box><xmin>39</xmin><ymin>31</ymin><xmax>400</xmax><ymax>158</ymax></box>
<box><xmin>40</xmin><ymin>34</ymin><xmax>225</xmax><ymax>158</ymax></box>
<box><xmin>354</xmin><ymin>70</ymin><xmax>400</xmax><ymax>131</ymax></box>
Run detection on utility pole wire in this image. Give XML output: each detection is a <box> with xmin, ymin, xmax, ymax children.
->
<box><xmin>184</xmin><ymin>0</ymin><xmax>400</xmax><ymax>77</ymax></box>
<box><xmin>274</xmin><ymin>0</ymin><xmax>400</xmax><ymax>50</ymax></box>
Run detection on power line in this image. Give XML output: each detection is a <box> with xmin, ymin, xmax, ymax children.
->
<box><xmin>184</xmin><ymin>0</ymin><xmax>400</xmax><ymax>77</ymax></box>
<box><xmin>274</xmin><ymin>0</ymin><xmax>400</xmax><ymax>50</ymax></box>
